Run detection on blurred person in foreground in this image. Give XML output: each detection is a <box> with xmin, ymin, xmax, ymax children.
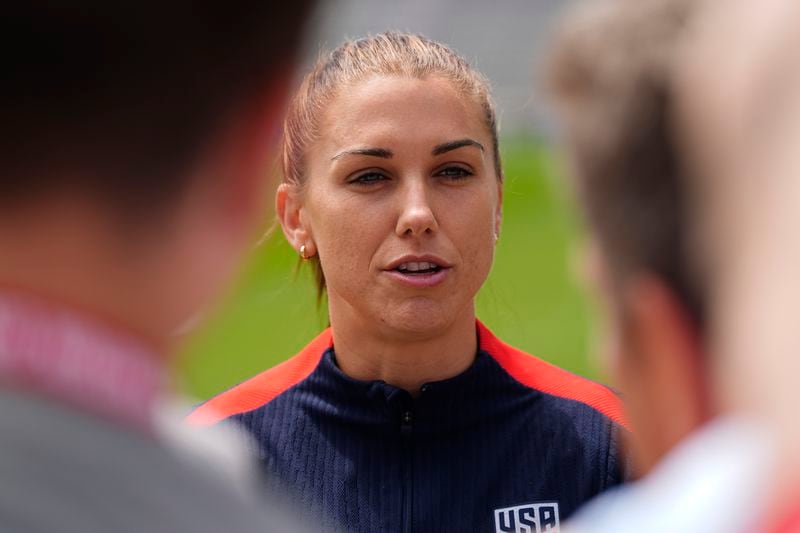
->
<box><xmin>190</xmin><ymin>31</ymin><xmax>628</xmax><ymax>533</ymax></box>
<box><xmin>676</xmin><ymin>0</ymin><xmax>800</xmax><ymax>530</ymax></box>
<box><xmin>0</xmin><ymin>3</ymin><xmax>314</xmax><ymax>532</ymax></box>
<box><xmin>545</xmin><ymin>0</ymin><xmax>774</xmax><ymax>531</ymax></box>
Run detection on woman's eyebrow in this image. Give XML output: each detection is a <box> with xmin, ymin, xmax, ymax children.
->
<box><xmin>432</xmin><ymin>138</ymin><xmax>485</xmax><ymax>155</ymax></box>
<box><xmin>331</xmin><ymin>147</ymin><xmax>393</xmax><ymax>161</ymax></box>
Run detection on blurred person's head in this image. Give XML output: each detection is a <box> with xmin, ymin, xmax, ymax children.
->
<box><xmin>546</xmin><ymin>0</ymin><xmax>708</xmax><ymax>476</ymax></box>
<box><xmin>0</xmin><ymin>3</ymin><xmax>315</xmax><ymax>350</ymax></box>
<box><xmin>276</xmin><ymin>32</ymin><xmax>503</xmax><ymax>344</ymax></box>
<box><xmin>676</xmin><ymin>0</ymin><xmax>800</xmax><ymax>519</ymax></box>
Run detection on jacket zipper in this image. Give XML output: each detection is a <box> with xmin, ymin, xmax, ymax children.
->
<box><xmin>401</xmin><ymin>409</ymin><xmax>413</xmax><ymax>533</ymax></box>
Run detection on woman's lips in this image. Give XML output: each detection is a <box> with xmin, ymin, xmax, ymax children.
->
<box><xmin>384</xmin><ymin>267</ymin><xmax>451</xmax><ymax>288</ymax></box>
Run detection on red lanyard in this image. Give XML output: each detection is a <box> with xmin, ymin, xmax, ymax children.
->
<box><xmin>0</xmin><ymin>293</ymin><xmax>165</xmax><ymax>434</ymax></box>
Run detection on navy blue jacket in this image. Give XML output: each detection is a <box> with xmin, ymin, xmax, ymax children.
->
<box><xmin>191</xmin><ymin>322</ymin><xmax>628</xmax><ymax>532</ymax></box>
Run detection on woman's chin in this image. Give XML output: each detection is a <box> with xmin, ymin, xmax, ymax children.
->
<box><xmin>378</xmin><ymin>299</ymin><xmax>463</xmax><ymax>337</ymax></box>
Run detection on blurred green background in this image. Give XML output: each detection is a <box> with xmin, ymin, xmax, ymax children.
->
<box><xmin>175</xmin><ymin>139</ymin><xmax>602</xmax><ymax>401</ymax></box>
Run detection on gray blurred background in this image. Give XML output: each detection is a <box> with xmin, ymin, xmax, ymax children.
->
<box><xmin>303</xmin><ymin>0</ymin><xmax>581</xmax><ymax>136</ymax></box>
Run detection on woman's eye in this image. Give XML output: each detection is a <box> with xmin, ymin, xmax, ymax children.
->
<box><xmin>349</xmin><ymin>172</ymin><xmax>389</xmax><ymax>186</ymax></box>
<box><xmin>437</xmin><ymin>166</ymin><xmax>473</xmax><ymax>180</ymax></box>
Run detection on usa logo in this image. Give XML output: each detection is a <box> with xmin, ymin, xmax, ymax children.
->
<box><xmin>494</xmin><ymin>502</ymin><xmax>560</xmax><ymax>533</ymax></box>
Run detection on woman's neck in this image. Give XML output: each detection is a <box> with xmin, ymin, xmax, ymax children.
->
<box><xmin>329</xmin><ymin>304</ymin><xmax>478</xmax><ymax>396</ymax></box>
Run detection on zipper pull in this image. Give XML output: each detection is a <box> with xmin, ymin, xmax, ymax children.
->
<box><xmin>401</xmin><ymin>410</ymin><xmax>413</xmax><ymax>436</ymax></box>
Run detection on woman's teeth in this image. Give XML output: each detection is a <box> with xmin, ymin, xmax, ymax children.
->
<box><xmin>397</xmin><ymin>261</ymin><xmax>438</xmax><ymax>273</ymax></box>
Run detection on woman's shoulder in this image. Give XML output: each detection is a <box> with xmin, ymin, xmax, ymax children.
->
<box><xmin>478</xmin><ymin>320</ymin><xmax>629</xmax><ymax>431</ymax></box>
<box><xmin>186</xmin><ymin>329</ymin><xmax>333</xmax><ymax>426</ymax></box>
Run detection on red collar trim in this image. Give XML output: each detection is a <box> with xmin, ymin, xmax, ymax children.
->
<box><xmin>0</xmin><ymin>293</ymin><xmax>166</xmax><ymax>434</ymax></box>
<box><xmin>187</xmin><ymin>327</ymin><xmax>332</xmax><ymax>426</ymax></box>
<box><xmin>477</xmin><ymin>320</ymin><xmax>630</xmax><ymax>430</ymax></box>
<box><xmin>191</xmin><ymin>320</ymin><xmax>629</xmax><ymax>431</ymax></box>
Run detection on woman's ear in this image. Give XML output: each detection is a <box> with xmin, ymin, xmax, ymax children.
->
<box><xmin>276</xmin><ymin>183</ymin><xmax>314</xmax><ymax>255</ymax></box>
<box><xmin>494</xmin><ymin>178</ymin><xmax>504</xmax><ymax>240</ymax></box>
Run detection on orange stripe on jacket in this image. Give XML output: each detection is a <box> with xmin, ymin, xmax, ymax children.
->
<box><xmin>477</xmin><ymin>321</ymin><xmax>630</xmax><ymax>431</ymax></box>
<box><xmin>186</xmin><ymin>329</ymin><xmax>333</xmax><ymax>426</ymax></box>
<box><xmin>188</xmin><ymin>321</ymin><xmax>628</xmax><ymax>431</ymax></box>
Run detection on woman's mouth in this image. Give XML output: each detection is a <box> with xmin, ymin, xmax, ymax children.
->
<box><xmin>394</xmin><ymin>261</ymin><xmax>442</xmax><ymax>275</ymax></box>
<box><xmin>384</xmin><ymin>259</ymin><xmax>450</xmax><ymax>288</ymax></box>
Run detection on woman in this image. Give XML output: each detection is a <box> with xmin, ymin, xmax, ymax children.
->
<box><xmin>189</xmin><ymin>32</ymin><xmax>628</xmax><ymax>532</ymax></box>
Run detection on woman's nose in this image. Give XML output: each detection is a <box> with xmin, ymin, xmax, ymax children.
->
<box><xmin>395</xmin><ymin>180</ymin><xmax>438</xmax><ymax>237</ymax></box>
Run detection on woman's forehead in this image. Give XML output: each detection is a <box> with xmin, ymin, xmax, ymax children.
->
<box><xmin>317</xmin><ymin>74</ymin><xmax>490</xmax><ymax>151</ymax></box>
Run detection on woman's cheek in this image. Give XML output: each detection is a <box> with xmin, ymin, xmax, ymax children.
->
<box><xmin>318</xmin><ymin>219</ymin><xmax>377</xmax><ymax>289</ymax></box>
<box><xmin>456</xmin><ymin>228</ymin><xmax>496</xmax><ymax>294</ymax></box>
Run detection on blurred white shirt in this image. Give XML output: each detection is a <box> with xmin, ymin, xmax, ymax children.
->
<box><xmin>565</xmin><ymin>416</ymin><xmax>774</xmax><ymax>533</ymax></box>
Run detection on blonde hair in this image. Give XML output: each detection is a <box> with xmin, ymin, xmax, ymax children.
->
<box><xmin>281</xmin><ymin>31</ymin><xmax>502</xmax><ymax>298</ymax></box>
<box><xmin>545</xmin><ymin>0</ymin><xmax>704</xmax><ymax>324</ymax></box>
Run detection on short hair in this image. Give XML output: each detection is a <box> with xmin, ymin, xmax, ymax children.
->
<box><xmin>545</xmin><ymin>0</ymin><xmax>704</xmax><ymax>326</ymax></box>
<box><xmin>281</xmin><ymin>31</ymin><xmax>502</xmax><ymax>298</ymax></box>
<box><xmin>0</xmin><ymin>2</ymin><xmax>315</xmax><ymax>216</ymax></box>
